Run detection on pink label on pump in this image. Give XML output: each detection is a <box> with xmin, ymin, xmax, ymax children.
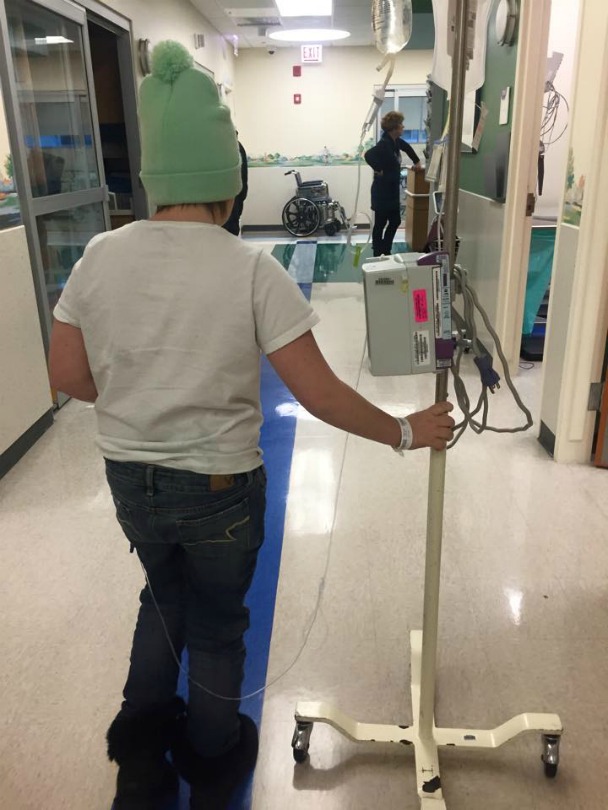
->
<box><xmin>413</xmin><ymin>290</ymin><xmax>429</xmax><ymax>323</ymax></box>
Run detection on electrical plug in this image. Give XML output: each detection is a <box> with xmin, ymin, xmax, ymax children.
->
<box><xmin>474</xmin><ymin>355</ymin><xmax>501</xmax><ymax>393</ymax></box>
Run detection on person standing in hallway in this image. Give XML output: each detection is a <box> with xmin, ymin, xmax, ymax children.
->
<box><xmin>365</xmin><ymin>110</ymin><xmax>423</xmax><ymax>257</ymax></box>
<box><xmin>222</xmin><ymin>135</ymin><xmax>248</xmax><ymax>236</ymax></box>
<box><xmin>48</xmin><ymin>41</ymin><xmax>454</xmax><ymax>810</ymax></box>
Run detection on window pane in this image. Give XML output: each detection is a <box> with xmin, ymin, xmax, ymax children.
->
<box><xmin>375</xmin><ymin>92</ymin><xmax>396</xmax><ymax>140</ymax></box>
<box><xmin>6</xmin><ymin>0</ymin><xmax>100</xmax><ymax>197</ymax></box>
<box><xmin>0</xmin><ymin>89</ymin><xmax>22</xmax><ymax>229</ymax></box>
<box><xmin>399</xmin><ymin>96</ymin><xmax>425</xmax><ymax>144</ymax></box>
<box><xmin>37</xmin><ymin>202</ymin><xmax>105</xmax><ymax>313</ymax></box>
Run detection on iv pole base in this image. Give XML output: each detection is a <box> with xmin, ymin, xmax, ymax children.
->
<box><xmin>293</xmin><ymin>630</ymin><xmax>563</xmax><ymax>808</ymax></box>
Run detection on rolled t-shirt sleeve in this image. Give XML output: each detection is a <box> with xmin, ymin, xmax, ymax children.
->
<box><xmin>53</xmin><ymin>258</ymin><xmax>83</xmax><ymax>327</ymax></box>
<box><xmin>253</xmin><ymin>252</ymin><xmax>320</xmax><ymax>355</ymax></box>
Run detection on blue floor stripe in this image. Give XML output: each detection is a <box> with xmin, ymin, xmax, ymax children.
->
<box><xmin>286</xmin><ymin>241</ymin><xmax>317</xmax><ymax>284</ymax></box>
<box><xmin>167</xmin><ymin>280</ymin><xmax>313</xmax><ymax>809</ymax></box>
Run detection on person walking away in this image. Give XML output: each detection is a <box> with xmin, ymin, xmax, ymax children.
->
<box><xmin>48</xmin><ymin>41</ymin><xmax>454</xmax><ymax>810</ymax></box>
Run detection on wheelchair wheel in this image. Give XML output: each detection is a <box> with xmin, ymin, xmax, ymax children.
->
<box><xmin>282</xmin><ymin>197</ymin><xmax>321</xmax><ymax>237</ymax></box>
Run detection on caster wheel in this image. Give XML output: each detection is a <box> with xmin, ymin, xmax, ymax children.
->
<box><xmin>293</xmin><ymin>747</ymin><xmax>309</xmax><ymax>764</ymax></box>
<box><xmin>292</xmin><ymin>720</ymin><xmax>313</xmax><ymax>765</ymax></box>
<box><xmin>541</xmin><ymin>733</ymin><xmax>560</xmax><ymax>779</ymax></box>
<box><xmin>324</xmin><ymin>222</ymin><xmax>337</xmax><ymax>237</ymax></box>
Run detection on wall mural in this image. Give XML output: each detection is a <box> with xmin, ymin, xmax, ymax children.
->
<box><xmin>562</xmin><ymin>147</ymin><xmax>585</xmax><ymax>227</ymax></box>
<box><xmin>248</xmin><ymin>140</ymin><xmax>375</xmax><ymax>168</ymax></box>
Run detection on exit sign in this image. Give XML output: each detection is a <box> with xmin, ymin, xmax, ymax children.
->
<box><xmin>301</xmin><ymin>44</ymin><xmax>323</xmax><ymax>63</ymax></box>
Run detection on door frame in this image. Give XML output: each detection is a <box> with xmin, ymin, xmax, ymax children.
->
<box><xmin>553</xmin><ymin>11</ymin><xmax>608</xmax><ymax>463</ymax></box>
<box><xmin>0</xmin><ymin>0</ymin><xmax>110</xmax><ymax>352</ymax></box>
<box><xmin>86</xmin><ymin>6</ymin><xmax>147</xmax><ymax>221</ymax></box>
<box><xmin>493</xmin><ymin>0</ymin><xmax>554</xmax><ymax>373</ymax></box>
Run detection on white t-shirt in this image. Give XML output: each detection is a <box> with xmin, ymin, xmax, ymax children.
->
<box><xmin>54</xmin><ymin>220</ymin><xmax>319</xmax><ymax>474</ymax></box>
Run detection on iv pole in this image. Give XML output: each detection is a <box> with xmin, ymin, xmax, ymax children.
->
<box><xmin>291</xmin><ymin>2</ymin><xmax>563</xmax><ymax>806</ymax></box>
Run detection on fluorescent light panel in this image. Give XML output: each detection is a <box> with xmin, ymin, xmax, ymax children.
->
<box><xmin>34</xmin><ymin>36</ymin><xmax>73</xmax><ymax>44</ymax></box>
<box><xmin>275</xmin><ymin>0</ymin><xmax>332</xmax><ymax>16</ymax></box>
<box><xmin>269</xmin><ymin>28</ymin><xmax>349</xmax><ymax>42</ymax></box>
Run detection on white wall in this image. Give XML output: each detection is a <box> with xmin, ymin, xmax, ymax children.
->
<box><xmin>107</xmin><ymin>0</ymin><xmax>236</xmax><ymax>109</ymax></box>
<box><xmin>535</xmin><ymin>0</ymin><xmax>581</xmax><ymax>219</ymax></box>
<box><xmin>234</xmin><ymin>46</ymin><xmax>433</xmax><ymax>227</ymax></box>
<box><xmin>234</xmin><ymin>46</ymin><xmax>432</xmax><ymax>156</ymax></box>
<box><xmin>540</xmin><ymin>0</ymin><xmax>608</xmax><ymax>462</ymax></box>
<box><xmin>1</xmin><ymin>80</ymin><xmax>52</xmax><ymax>459</ymax></box>
<box><xmin>0</xmin><ymin>227</ymin><xmax>53</xmax><ymax>456</ymax></box>
<box><xmin>539</xmin><ymin>224</ymin><xmax>579</xmax><ymax>434</ymax></box>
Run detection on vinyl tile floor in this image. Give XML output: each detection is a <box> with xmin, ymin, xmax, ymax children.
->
<box><xmin>1</xmin><ymin>245</ymin><xmax>607</xmax><ymax>810</ymax></box>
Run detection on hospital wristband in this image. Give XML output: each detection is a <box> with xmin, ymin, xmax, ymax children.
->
<box><xmin>393</xmin><ymin>416</ymin><xmax>413</xmax><ymax>453</ymax></box>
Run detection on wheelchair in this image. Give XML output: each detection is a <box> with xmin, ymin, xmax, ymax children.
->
<box><xmin>281</xmin><ymin>170</ymin><xmax>348</xmax><ymax>238</ymax></box>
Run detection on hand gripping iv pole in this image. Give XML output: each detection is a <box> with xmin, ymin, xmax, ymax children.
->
<box><xmin>291</xmin><ymin>1</ymin><xmax>563</xmax><ymax>805</ymax></box>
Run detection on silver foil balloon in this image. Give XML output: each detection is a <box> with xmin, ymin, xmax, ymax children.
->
<box><xmin>372</xmin><ymin>0</ymin><xmax>413</xmax><ymax>55</ymax></box>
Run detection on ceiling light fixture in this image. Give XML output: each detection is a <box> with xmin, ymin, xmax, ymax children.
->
<box><xmin>275</xmin><ymin>0</ymin><xmax>332</xmax><ymax>16</ymax></box>
<box><xmin>34</xmin><ymin>35</ymin><xmax>73</xmax><ymax>44</ymax></box>
<box><xmin>269</xmin><ymin>28</ymin><xmax>350</xmax><ymax>43</ymax></box>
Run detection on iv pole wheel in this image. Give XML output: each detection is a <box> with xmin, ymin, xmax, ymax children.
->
<box><xmin>292</xmin><ymin>721</ymin><xmax>313</xmax><ymax>763</ymax></box>
<box><xmin>541</xmin><ymin>734</ymin><xmax>560</xmax><ymax>778</ymax></box>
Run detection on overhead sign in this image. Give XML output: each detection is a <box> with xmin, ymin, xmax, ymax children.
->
<box><xmin>301</xmin><ymin>44</ymin><xmax>323</xmax><ymax>63</ymax></box>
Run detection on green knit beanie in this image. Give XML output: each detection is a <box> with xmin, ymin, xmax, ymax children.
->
<box><xmin>139</xmin><ymin>41</ymin><xmax>242</xmax><ymax>206</ymax></box>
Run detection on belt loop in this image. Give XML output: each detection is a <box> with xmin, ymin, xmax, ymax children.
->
<box><xmin>145</xmin><ymin>466</ymin><xmax>154</xmax><ymax>498</ymax></box>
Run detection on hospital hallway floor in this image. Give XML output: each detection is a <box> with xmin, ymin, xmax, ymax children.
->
<box><xmin>2</xmin><ymin>234</ymin><xmax>608</xmax><ymax>810</ymax></box>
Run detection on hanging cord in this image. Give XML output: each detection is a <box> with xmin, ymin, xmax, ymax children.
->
<box><xmin>448</xmin><ymin>264</ymin><xmax>534</xmax><ymax>448</ymax></box>
<box><xmin>136</xmin><ymin>340</ymin><xmax>370</xmax><ymax>702</ymax></box>
<box><xmin>139</xmin><ymin>518</ymin><xmax>334</xmax><ymax>702</ymax></box>
<box><xmin>540</xmin><ymin>83</ymin><xmax>570</xmax><ymax>151</ymax></box>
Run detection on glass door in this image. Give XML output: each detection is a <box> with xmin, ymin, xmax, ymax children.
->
<box><xmin>1</xmin><ymin>0</ymin><xmax>109</xmax><ymax>359</ymax></box>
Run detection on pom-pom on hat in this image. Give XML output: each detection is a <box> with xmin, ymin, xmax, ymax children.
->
<box><xmin>139</xmin><ymin>41</ymin><xmax>242</xmax><ymax>206</ymax></box>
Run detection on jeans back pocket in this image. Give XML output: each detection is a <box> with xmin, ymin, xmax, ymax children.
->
<box><xmin>176</xmin><ymin>497</ymin><xmax>253</xmax><ymax>555</ymax></box>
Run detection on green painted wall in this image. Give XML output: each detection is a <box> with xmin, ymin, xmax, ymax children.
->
<box><xmin>459</xmin><ymin>4</ymin><xmax>518</xmax><ymax>196</ymax></box>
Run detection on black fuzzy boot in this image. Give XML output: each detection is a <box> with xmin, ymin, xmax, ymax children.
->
<box><xmin>173</xmin><ymin>714</ymin><xmax>259</xmax><ymax>810</ymax></box>
<box><xmin>107</xmin><ymin>698</ymin><xmax>186</xmax><ymax>810</ymax></box>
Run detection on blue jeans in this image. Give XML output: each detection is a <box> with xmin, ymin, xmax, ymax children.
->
<box><xmin>105</xmin><ymin>460</ymin><xmax>266</xmax><ymax>757</ymax></box>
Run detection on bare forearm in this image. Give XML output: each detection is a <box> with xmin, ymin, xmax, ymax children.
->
<box><xmin>55</xmin><ymin>376</ymin><xmax>98</xmax><ymax>403</ymax></box>
<box><xmin>49</xmin><ymin>320</ymin><xmax>97</xmax><ymax>402</ymax></box>
<box><xmin>269</xmin><ymin>332</ymin><xmax>454</xmax><ymax>452</ymax></box>
<box><xmin>304</xmin><ymin>378</ymin><xmax>400</xmax><ymax>447</ymax></box>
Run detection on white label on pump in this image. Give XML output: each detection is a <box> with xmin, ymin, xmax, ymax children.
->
<box><xmin>433</xmin><ymin>267</ymin><xmax>442</xmax><ymax>338</ymax></box>
<box><xmin>437</xmin><ymin>255</ymin><xmax>452</xmax><ymax>339</ymax></box>
<box><xmin>413</xmin><ymin>331</ymin><xmax>431</xmax><ymax>367</ymax></box>
<box><xmin>432</xmin><ymin>263</ymin><xmax>452</xmax><ymax>340</ymax></box>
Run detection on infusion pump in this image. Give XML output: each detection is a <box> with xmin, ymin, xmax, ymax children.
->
<box><xmin>362</xmin><ymin>252</ymin><xmax>454</xmax><ymax>376</ymax></box>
